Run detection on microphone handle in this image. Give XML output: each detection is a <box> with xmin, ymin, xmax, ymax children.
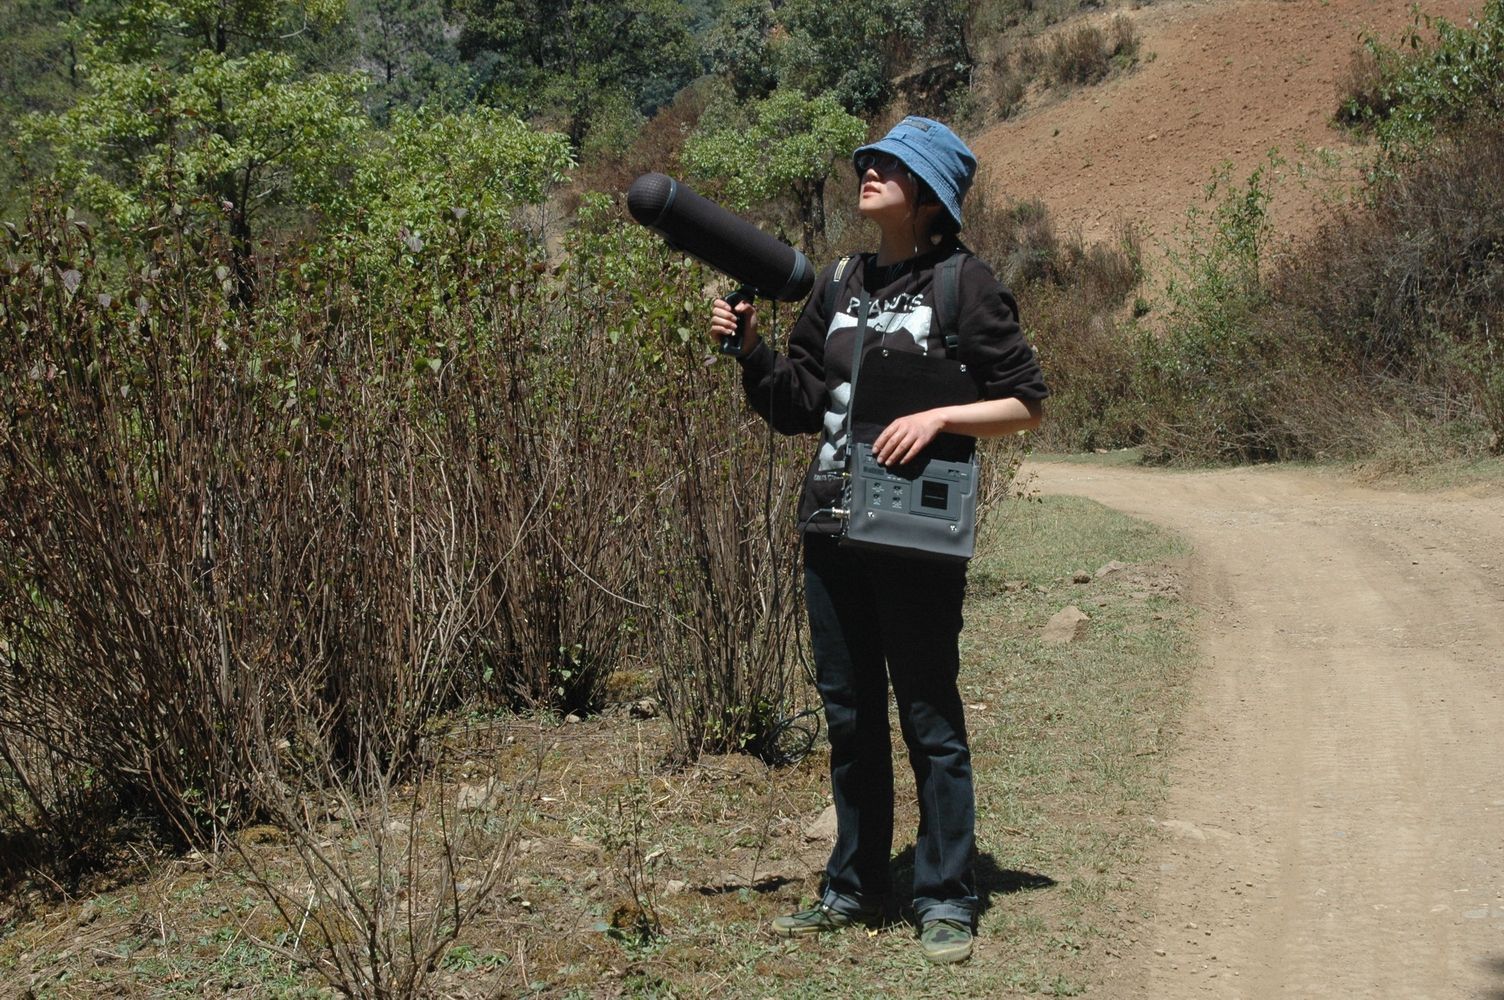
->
<box><xmin>721</xmin><ymin>286</ymin><xmax>755</xmax><ymax>357</ymax></box>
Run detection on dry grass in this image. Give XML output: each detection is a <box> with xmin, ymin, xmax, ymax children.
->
<box><xmin>0</xmin><ymin>493</ymin><xmax>1196</xmax><ymax>998</ymax></box>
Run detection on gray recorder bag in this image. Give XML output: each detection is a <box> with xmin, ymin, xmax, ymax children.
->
<box><xmin>840</xmin><ymin>290</ymin><xmax>982</xmax><ymax>563</ymax></box>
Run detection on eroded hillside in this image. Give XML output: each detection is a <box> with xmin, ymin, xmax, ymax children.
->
<box><xmin>973</xmin><ymin>0</ymin><xmax>1479</xmax><ymax>256</ymax></box>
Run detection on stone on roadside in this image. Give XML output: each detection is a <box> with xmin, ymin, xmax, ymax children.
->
<box><xmin>1150</xmin><ymin>817</ymin><xmax>1234</xmax><ymax>842</ymax></box>
<box><xmin>457</xmin><ymin>779</ymin><xmax>499</xmax><ymax>811</ymax></box>
<box><xmin>1071</xmin><ymin>569</ymin><xmax>1092</xmax><ymax>584</ymax></box>
<box><xmin>804</xmin><ymin>804</ymin><xmax>838</xmax><ymax>841</ymax></box>
<box><xmin>1043</xmin><ymin>605</ymin><xmax>1090</xmax><ymax>644</ymax></box>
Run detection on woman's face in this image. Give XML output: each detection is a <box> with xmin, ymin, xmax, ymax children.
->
<box><xmin>856</xmin><ymin>152</ymin><xmax>921</xmax><ymax>223</ymax></box>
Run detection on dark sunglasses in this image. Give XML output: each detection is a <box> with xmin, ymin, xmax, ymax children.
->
<box><xmin>854</xmin><ymin>151</ymin><xmax>909</xmax><ymax>178</ymax></box>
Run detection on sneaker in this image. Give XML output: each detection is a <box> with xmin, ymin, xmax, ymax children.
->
<box><xmin>920</xmin><ymin>919</ymin><xmax>973</xmax><ymax>964</ymax></box>
<box><xmin>771</xmin><ymin>901</ymin><xmax>879</xmax><ymax>937</ymax></box>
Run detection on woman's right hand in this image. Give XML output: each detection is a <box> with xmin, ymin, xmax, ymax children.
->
<box><xmin>710</xmin><ymin>296</ymin><xmax>759</xmax><ymax>355</ymax></box>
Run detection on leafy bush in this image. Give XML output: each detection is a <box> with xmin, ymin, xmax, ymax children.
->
<box><xmin>1128</xmin><ymin>157</ymin><xmax>1328</xmax><ymax>464</ymax></box>
<box><xmin>1340</xmin><ymin>1</ymin><xmax>1504</xmax><ymax>153</ymax></box>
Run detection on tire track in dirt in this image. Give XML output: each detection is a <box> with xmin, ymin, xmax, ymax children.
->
<box><xmin>1025</xmin><ymin>461</ymin><xmax>1504</xmax><ymax>998</ymax></box>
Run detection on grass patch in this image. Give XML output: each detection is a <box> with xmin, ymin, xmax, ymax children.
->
<box><xmin>1348</xmin><ymin>453</ymin><xmax>1504</xmax><ymax>494</ymax></box>
<box><xmin>1030</xmin><ymin>448</ymin><xmax>1149</xmax><ymax>468</ymax></box>
<box><xmin>0</xmin><ymin>496</ymin><xmax>1195</xmax><ymax>997</ymax></box>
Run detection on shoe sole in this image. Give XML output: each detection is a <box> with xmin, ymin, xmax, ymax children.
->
<box><xmin>772</xmin><ymin>923</ymin><xmax>836</xmax><ymax>938</ymax></box>
<box><xmin>771</xmin><ymin>914</ymin><xmax>879</xmax><ymax>938</ymax></box>
<box><xmin>923</xmin><ymin>943</ymin><xmax>972</xmax><ymax>963</ymax></box>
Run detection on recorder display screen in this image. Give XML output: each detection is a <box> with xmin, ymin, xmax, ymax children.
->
<box><xmin>920</xmin><ymin>481</ymin><xmax>950</xmax><ymax>511</ymax></box>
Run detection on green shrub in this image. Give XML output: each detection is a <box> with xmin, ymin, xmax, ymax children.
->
<box><xmin>1130</xmin><ymin>157</ymin><xmax>1292</xmax><ymax>464</ymax></box>
<box><xmin>1341</xmin><ymin>0</ymin><xmax>1504</xmax><ymax>153</ymax></box>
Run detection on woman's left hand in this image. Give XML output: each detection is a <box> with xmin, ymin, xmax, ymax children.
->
<box><xmin>872</xmin><ymin>408</ymin><xmax>950</xmax><ymax>466</ymax></box>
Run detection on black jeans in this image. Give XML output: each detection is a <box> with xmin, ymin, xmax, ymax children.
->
<box><xmin>803</xmin><ymin>534</ymin><xmax>977</xmax><ymax>926</ymax></box>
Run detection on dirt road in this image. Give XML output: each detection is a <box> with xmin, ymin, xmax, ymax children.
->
<box><xmin>1026</xmin><ymin>460</ymin><xmax>1504</xmax><ymax>999</ymax></box>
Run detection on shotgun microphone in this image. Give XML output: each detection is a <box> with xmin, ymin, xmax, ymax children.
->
<box><xmin>627</xmin><ymin>172</ymin><xmax>815</xmax><ymax>354</ymax></box>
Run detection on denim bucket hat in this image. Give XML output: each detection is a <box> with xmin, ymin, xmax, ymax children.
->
<box><xmin>853</xmin><ymin>116</ymin><xmax>977</xmax><ymax>231</ymax></box>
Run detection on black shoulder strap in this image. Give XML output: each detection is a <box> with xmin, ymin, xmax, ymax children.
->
<box><xmin>933</xmin><ymin>249</ymin><xmax>967</xmax><ymax>356</ymax></box>
<box><xmin>825</xmin><ymin>254</ymin><xmax>858</xmax><ymax>323</ymax></box>
<box><xmin>841</xmin><ymin>287</ymin><xmax>872</xmax><ymax>457</ymax></box>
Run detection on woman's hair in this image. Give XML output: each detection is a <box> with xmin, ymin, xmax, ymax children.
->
<box><xmin>916</xmin><ymin>179</ymin><xmax>961</xmax><ymax>239</ymax></box>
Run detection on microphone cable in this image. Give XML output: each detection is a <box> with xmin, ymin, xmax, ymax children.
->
<box><xmin>756</xmin><ymin>298</ymin><xmax>823</xmax><ymax>768</ymax></box>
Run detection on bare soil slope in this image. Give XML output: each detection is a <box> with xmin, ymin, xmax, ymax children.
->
<box><xmin>1028</xmin><ymin>460</ymin><xmax>1504</xmax><ymax>998</ymax></box>
<box><xmin>973</xmin><ymin>0</ymin><xmax>1478</xmax><ymax>253</ymax></box>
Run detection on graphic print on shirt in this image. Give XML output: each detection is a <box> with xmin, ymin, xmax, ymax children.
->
<box><xmin>816</xmin><ymin>292</ymin><xmax>934</xmax><ymax>471</ymax></box>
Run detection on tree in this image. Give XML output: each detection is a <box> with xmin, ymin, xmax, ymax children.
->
<box><xmin>0</xmin><ymin>0</ymin><xmax>82</xmax><ymax>117</ymax></box>
<box><xmin>452</xmin><ymin>0</ymin><xmax>700</xmax><ymax>148</ymax></box>
<box><xmin>342</xmin><ymin>106</ymin><xmax>574</xmax><ymax>259</ymax></box>
<box><xmin>702</xmin><ymin>0</ymin><xmax>777</xmax><ymax>102</ymax></box>
<box><xmin>682</xmin><ymin>88</ymin><xmax>865</xmax><ymax>250</ymax></box>
<box><xmin>773</xmin><ymin>0</ymin><xmax>922</xmax><ymax>113</ymax></box>
<box><xmin>347</xmin><ymin>0</ymin><xmax>473</xmax><ymax>122</ymax></box>
<box><xmin>1</xmin><ymin>0</ymin><xmax>86</xmax><ymax>216</ymax></box>
<box><xmin>86</xmin><ymin>0</ymin><xmax>347</xmax><ymax>62</ymax></box>
<box><xmin>19</xmin><ymin>49</ymin><xmax>370</xmax><ymax>300</ymax></box>
<box><xmin>15</xmin><ymin>0</ymin><xmax>370</xmax><ymax>300</ymax></box>
<box><xmin>703</xmin><ymin>0</ymin><xmax>973</xmax><ymax>115</ymax></box>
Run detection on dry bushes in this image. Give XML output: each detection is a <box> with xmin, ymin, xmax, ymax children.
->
<box><xmin>965</xmin><ymin>12</ymin><xmax>1139</xmax><ymax>124</ymax></box>
<box><xmin>239</xmin><ymin>739</ymin><xmax>529</xmax><ymax>999</ymax></box>
<box><xmin>962</xmin><ymin>184</ymin><xmax>1147</xmax><ymax>453</ymax></box>
<box><xmin>1271</xmin><ymin>120</ymin><xmax>1504</xmax><ymax>451</ymax></box>
<box><xmin>1046</xmin><ymin>15</ymin><xmax>1139</xmax><ymax>87</ymax></box>
<box><xmin>1050</xmin><ymin>120</ymin><xmax>1504</xmax><ymax>467</ymax></box>
<box><xmin>0</xmin><ymin>193</ymin><xmax>809</xmax><ymax>866</ymax></box>
<box><xmin>1275</xmin><ymin>122</ymin><xmax>1504</xmax><ymax>371</ymax></box>
<box><xmin>1</xmin><ymin>204</ymin><xmax>340</xmax><ymax>848</ymax></box>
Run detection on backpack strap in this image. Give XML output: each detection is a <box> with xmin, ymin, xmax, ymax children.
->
<box><xmin>825</xmin><ymin>254</ymin><xmax>858</xmax><ymax>323</ymax></box>
<box><xmin>932</xmin><ymin>249</ymin><xmax>967</xmax><ymax>356</ymax></box>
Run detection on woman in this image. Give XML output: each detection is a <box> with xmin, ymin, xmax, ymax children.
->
<box><xmin>709</xmin><ymin>116</ymin><xmax>1048</xmax><ymax>964</ymax></box>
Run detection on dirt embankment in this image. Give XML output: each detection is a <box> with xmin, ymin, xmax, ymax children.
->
<box><xmin>973</xmin><ymin>0</ymin><xmax>1479</xmax><ymax>256</ymax></box>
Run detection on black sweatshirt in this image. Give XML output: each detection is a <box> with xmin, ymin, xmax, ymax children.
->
<box><xmin>737</xmin><ymin>244</ymin><xmax>1049</xmax><ymax>535</ymax></box>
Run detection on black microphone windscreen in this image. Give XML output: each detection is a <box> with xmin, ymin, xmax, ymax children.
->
<box><xmin>627</xmin><ymin>173</ymin><xmax>814</xmax><ymax>302</ymax></box>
